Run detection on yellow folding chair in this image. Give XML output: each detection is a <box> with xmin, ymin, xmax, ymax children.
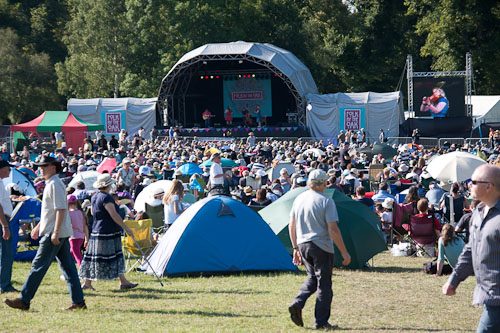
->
<box><xmin>122</xmin><ymin>219</ymin><xmax>154</xmax><ymax>273</ymax></box>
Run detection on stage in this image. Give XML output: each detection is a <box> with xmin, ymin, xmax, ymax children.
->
<box><xmin>158</xmin><ymin>125</ymin><xmax>309</xmax><ymax>138</ymax></box>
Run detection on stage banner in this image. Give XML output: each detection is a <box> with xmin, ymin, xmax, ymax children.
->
<box><xmin>101</xmin><ymin>111</ymin><xmax>125</xmax><ymax>135</ymax></box>
<box><xmin>339</xmin><ymin>107</ymin><xmax>365</xmax><ymax>132</ymax></box>
<box><xmin>414</xmin><ymin>77</ymin><xmax>465</xmax><ymax>118</ymax></box>
<box><xmin>223</xmin><ymin>76</ymin><xmax>272</xmax><ymax>118</ymax></box>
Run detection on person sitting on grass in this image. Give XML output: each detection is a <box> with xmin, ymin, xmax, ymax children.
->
<box><xmin>248</xmin><ymin>188</ymin><xmax>271</xmax><ymax>207</ymax></box>
<box><xmin>436</xmin><ymin>224</ymin><xmax>465</xmax><ymax>276</ymax></box>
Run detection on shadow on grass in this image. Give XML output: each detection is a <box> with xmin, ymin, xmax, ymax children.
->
<box><xmin>330</xmin><ymin>327</ymin><xmax>474</xmax><ymax>332</ymax></box>
<box><xmin>364</xmin><ymin>266</ymin><xmax>423</xmax><ymax>273</ymax></box>
<box><xmin>110</xmin><ymin>287</ymin><xmax>270</xmax><ymax>295</ymax></box>
<box><xmin>125</xmin><ymin>308</ymin><xmax>274</xmax><ymax>318</ymax></box>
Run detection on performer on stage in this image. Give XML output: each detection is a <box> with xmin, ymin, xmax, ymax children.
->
<box><xmin>224</xmin><ymin>106</ymin><xmax>233</xmax><ymax>126</ymax></box>
<box><xmin>420</xmin><ymin>87</ymin><xmax>449</xmax><ymax>118</ymax></box>
<box><xmin>202</xmin><ymin>109</ymin><xmax>213</xmax><ymax>128</ymax></box>
<box><xmin>242</xmin><ymin>105</ymin><xmax>252</xmax><ymax>126</ymax></box>
<box><xmin>254</xmin><ymin>105</ymin><xmax>262</xmax><ymax>127</ymax></box>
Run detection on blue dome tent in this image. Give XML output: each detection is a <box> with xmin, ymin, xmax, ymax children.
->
<box><xmin>10</xmin><ymin>198</ymin><xmax>42</xmax><ymax>261</ymax></box>
<box><xmin>143</xmin><ymin>196</ymin><xmax>296</xmax><ymax>277</ymax></box>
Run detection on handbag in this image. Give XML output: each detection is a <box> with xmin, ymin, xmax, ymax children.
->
<box><xmin>423</xmin><ymin>259</ymin><xmax>452</xmax><ymax>275</ymax></box>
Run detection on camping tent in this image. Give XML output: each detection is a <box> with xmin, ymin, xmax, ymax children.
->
<box><xmin>67</xmin><ymin>97</ymin><xmax>157</xmax><ymax>139</ymax></box>
<box><xmin>259</xmin><ymin>187</ymin><xmax>387</xmax><ymax>269</ymax></box>
<box><xmin>3</xmin><ymin>168</ymin><xmax>37</xmax><ymax>197</ymax></box>
<box><xmin>10</xmin><ymin>111</ymin><xmax>104</xmax><ymax>151</ymax></box>
<box><xmin>10</xmin><ymin>198</ymin><xmax>42</xmax><ymax>261</ymax></box>
<box><xmin>306</xmin><ymin>92</ymin><xmax>403</xmax><ymax>143</ymax></box>
<box><xmin>266</xmin><ymin>162</ymin><xmax>296</xmax><ymax>181</ymax></box>
<box><xmin>143</xmin><ymin>196</ymin><xmax>296</xmax><ymax>276</ymax></box>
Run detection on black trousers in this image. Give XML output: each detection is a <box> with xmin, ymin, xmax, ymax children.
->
<box><xmin>291</xmin><ymin>241</ymin><xmax>334</xmax><ymax>328</ymax></box>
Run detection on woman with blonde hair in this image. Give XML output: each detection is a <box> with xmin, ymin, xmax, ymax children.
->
<box><xmin>163</xmin><ymin>180</ymin><xmax>185</xmax><ymax>227</ymax></box>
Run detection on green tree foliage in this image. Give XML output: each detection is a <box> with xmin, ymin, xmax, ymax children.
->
<box><xmin>408</xmin><ymin>0</ymin><xmax>500</xmax><ymax>94</ymax></box>
<box><xmin>56</xmin><ymin>0</ymin><xmax>130</xmax><ymax>98</ymax></box>
<box><xmin>3</xmin><ymin>0</ymin><xmax>500</xmax><ymax>124</ymax></box>
<box><xmin>0</xmin><ymin>28</ymin><xmax>60</xmax><ymax>123</ymax></box>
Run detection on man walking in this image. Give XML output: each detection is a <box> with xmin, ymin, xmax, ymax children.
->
<box><xmin>0</xmin><ymin>160</ymin><xmax>15</xmax><ymax>294</ymax></box>
<box><xmin>288</xmin><ymin>169</ymin><xmax>351</xmax><ymax>330</ymax></box>
<box><xmin>442</xmin><ymin>164</ymin><xmax>500</xmax><ymax>332</ymax></box>
<box><xmin>4</xmin><ymin>156</ymin><xmax>86</xmax><ymax>311</ymax></box>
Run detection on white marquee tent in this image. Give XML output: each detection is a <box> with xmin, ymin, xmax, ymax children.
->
<box><xmin>470</xmin><ymin>95</ymin><xmax>500</xmax><ymax>128</ymax></box>
<box><xmin>67</xmin><ymin>97</ymin><xmax>157</xmax><ymax>138</ymax></box>
<box><xmin>305</xmin><ymin>91</ymin><xmax>404</xmax><ymax>143</ymax></box>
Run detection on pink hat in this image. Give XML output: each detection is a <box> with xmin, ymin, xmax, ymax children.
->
<box><xmin>67</xmin><ymin>194</ymin><xmax>77</xmax><ymax>204</ymax></box>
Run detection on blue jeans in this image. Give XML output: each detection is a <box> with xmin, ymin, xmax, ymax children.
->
<box><xmin>20</xmin><ymin>234</ymin><xmax>84</xmax><ymax>305</ymax></box>
<box><xmin>0</xmin><ymin>226</ymin><xmax>14</xmax><ymax>291</ymax></box>
<box><xmin>477</xmin><ymin>304</ymin><xmax>500</xmax><ymax>333</ymax></box>
<box><xmin>292</xmin><ymin>242</ymin><xmax>334</xmax><ymax>328</ymax></box>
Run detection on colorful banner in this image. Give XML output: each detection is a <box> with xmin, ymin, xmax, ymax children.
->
<box><xmin>339</xmin><ymin>107</ymin><xmax>365</xmax><ymax>131</ymax></box>
<box><xmin>101</xmin><ymin>111</ymin><xmax>125</xmax><ymax>136</ymax></box>
<box><xmin>223</xmin><ymin>76</ymin><xmax>272</xmax><ymax>118</ymax></box>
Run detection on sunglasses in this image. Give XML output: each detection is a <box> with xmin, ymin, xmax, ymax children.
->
<box><xmin>470</xmin><ymin>180</ymin><xmax>490</xmax><ymax>185</ymax></box>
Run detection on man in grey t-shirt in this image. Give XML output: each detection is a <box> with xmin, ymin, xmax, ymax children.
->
<box><xmin>4</xmin><ymin>156</ymin><xmax>85</xmax><ymax>311</ymax></box>
<box><xmin>288</xmin><ymin>169</ymin><xmax>351</xmax><ymax>330</ymax></box>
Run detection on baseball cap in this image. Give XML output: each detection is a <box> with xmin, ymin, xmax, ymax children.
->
<box><xmin>308</xmin><ymin>169</ymin><xmax>328</xmax><ymax>182</ymax></box>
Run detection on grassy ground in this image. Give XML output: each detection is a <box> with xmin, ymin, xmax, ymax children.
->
<box><xmin>2</xmin><ymin>250</ymin><xmax>479</xmax><ymax>332</ymax></box>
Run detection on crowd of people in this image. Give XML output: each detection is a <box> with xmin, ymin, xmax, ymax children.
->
<box><xmin>1</xmin><ymin>129</ymin><xmax>499</xmax><ymax>331</ymax></box>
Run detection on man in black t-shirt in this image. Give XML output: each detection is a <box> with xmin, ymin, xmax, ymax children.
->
<box><xmin>338</xmin><ymin>143</ymin><xmax>351</xmax><ymax>168</ymax></box>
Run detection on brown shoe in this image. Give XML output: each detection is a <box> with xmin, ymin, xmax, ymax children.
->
<box><xmin>63</xmin><ymin>302</ymin><xmax>87</xmax><ymax>311</ymax></box>
<box><xmin>288</xmin><ymin>304</ymin><xmax>304</xmax><ymax>327</ymax></box>
<box><xmin>4</xmin><ymin>298</ymin><xmax>29</xmax><ymax>311</ymax></box>
<box><xmin>119</xmin><ymin>283</ymin><xmax>138</xmax><ymax>290</ymax></box>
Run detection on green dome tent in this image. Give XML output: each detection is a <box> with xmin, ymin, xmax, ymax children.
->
<box><xmin>259</xmin><ymin>187</ymin><xmax>387</xmax><ymax>269</ymax></box>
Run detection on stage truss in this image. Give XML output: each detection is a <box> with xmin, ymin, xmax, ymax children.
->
<box><xmin>406</xmin><ymin>53</ymin><xmax>473</xmax><ymax>117</ymax></box>
<box><xmin>157</xmin><ymin>54</ymin><xmax>306</xmax><ymax>127</ymax></box>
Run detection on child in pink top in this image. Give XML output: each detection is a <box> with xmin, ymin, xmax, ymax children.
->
<box><xmin>67</xmin><ymin>195</ymin><xmax>89</xmax><ymax>266</ymax></box>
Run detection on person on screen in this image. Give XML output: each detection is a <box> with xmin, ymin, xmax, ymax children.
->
<box><xmin>420</xmin><ymin>87</ymin><xmax>449</xmax><ymax>118</ymax></box>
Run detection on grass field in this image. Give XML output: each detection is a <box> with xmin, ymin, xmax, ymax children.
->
<box><xmin>2</xmin><ymin>250</ymin><xmax>479</xmax><ymax>332</ymax></box>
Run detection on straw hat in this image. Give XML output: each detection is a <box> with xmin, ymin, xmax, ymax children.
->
<box><xmin>382</xmin><ymin>197</ymin><xmax>394</xmax><ymax>209</ymax></box>
<box><xmin>93</xmin><ymin>174</ymin><xmax>116</xmax><ymax>189</ymax></box>
<box><xmin>244</xmin><ymin>186</ymin><xmax>253</xmax><ymax>195</ymax></box>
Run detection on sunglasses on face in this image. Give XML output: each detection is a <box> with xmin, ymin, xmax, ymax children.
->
<box><xmin>470</xmin><ymin>180</ymin><xmax>490</xmax><ymax>185</ymax></box>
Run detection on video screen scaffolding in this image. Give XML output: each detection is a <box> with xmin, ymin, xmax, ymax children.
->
<box><xmin>406</xmin><ymin>53</ymin><xmax>473</xmax><ymax>118</ymax></box>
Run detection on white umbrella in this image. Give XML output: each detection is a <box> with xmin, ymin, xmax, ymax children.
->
<box><xmin>426</xmin><ymin>151</ymin><xmax>486</xmax><ymax>183</ymax></box>
<box><xmin>303</xmin><ymin>148</ymin><xmax>325</xmax><ymax>158</ymax></box>
<box><xmin>67</xmin><ymin>171</ymin><xmax>101</xmax><ymax>191</ymax></box>
<box><xmin>134</xmin><ymin>180</ymin><xmax>172</xmax><ymax>213</ymax></box>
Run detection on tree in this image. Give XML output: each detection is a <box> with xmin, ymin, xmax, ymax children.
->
<box><xmin>0</xmin><ymin>28</ymin><xmax>60</xmax><ymax>123</ymax></box>
<box><xmin>408</xmin><ymin>0</ymin><xmax>500</xmax><ymax>94</ymax></box>
<box><xmin>56</xmin><ymin>0</ymin><xmax>131</xmax><ymax>98</ymax></box>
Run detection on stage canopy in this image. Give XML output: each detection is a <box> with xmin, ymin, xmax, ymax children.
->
<box><xmin>158</xmin><ymin>41</ymin><xmax>318</xmax><ymax>127</ymax></box>
<box><xmin>306</xmin><ymin>92</ymin><xmax>404</xmax><ymax>143</ymax></box>
<box><xmin>67</xmin><ymin>97</ymin><xmax>157</xmax><ymax>139</ymax></box>
<box><xmin>11</xmin><ymin>111</ymin><xmax>103</xmax><ymax>151</ymax></box>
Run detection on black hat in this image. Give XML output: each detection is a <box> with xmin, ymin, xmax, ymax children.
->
<box><xmin>34</xmin><ymin>156</ymin><xmax>62</xmax><ymax>173</ymax></box>
<box><xmin>0</xmin><ymin>160</ymin><xmax>13</xmax><ymax>168</ymax></box>
<box><xmin>34</xmin><ymin>156</ymin><xmax>60</xmax><ymax>167</ymax></box>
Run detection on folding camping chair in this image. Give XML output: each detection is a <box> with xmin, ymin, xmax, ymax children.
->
<box><xmin>368</xmin><ymin>164</ymin><xmax>384</xmax><ymax>191</ymax></box>
<box><xmin>390</xmin><ymin>201</ymin><xmax>417</xmax><ymax>246</ymax></box>
<box><xmin>122</xmin><ymin>219</ymin><xmax>154</xmax><ymax>273</ymax></box>
<box><xmin>405</xmin><ymin>214</ymin><xmax>439</xmax><ymax>257</ymax></box>
<box><xmin>145</xmin><ymin>203</ymin><xmax>165</xmax><ymax>232</ymax></box>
